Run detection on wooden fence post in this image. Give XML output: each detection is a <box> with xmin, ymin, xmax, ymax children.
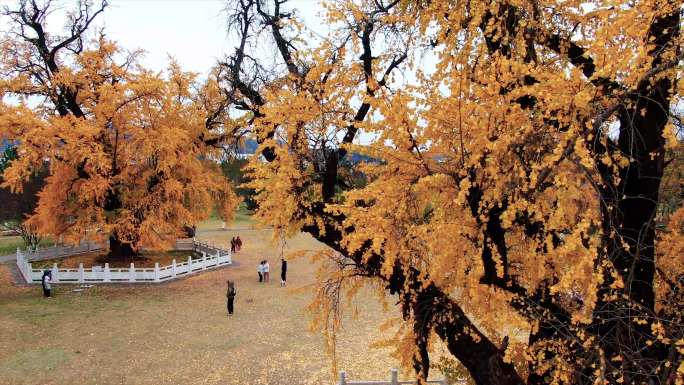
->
<box><xmin>338</xmin><ymin>371</ymin><xmax>346</xmax><ymax>385</ymax></box>
<box><xmin>202</xmin><ymin>253</ymin><xmax>207</xmax><ymax>270</ymax></box>
<box><xmin>391</xmin><ymin>368</ymin><xmax>398</xmax><ymax>385</ymax></box>
<box><xmin>154</xmin><ymin>262</ymin><xmax>160</xmax><ymax>282</ymax></box>
<box><xmin>52</xmin><ymin>263</ymin><xmax>58</xmax><ymax>282</ymax></box>
<box><xmin>129</xmin><ymin>263</ymin><xmax>135</xmax><ymax>282</ymax></box>
<box><xmin>172</xmin><ymin>259</ymin><xmax>177</xmax><ymax>278</ymax></box>
<box><xmin>78</xmin><ymin>263</ymin><xmax>85</xmax><ymax>283</ymax></box>
<box><xmin>187</xmin><ymin>255</ymin><xmax>193</xmax><ymax>272</ymax></box>
<box><xmin>104</xmin><ymin>263</ymin><xmax>111</xmax><ymax>282</ymax></box>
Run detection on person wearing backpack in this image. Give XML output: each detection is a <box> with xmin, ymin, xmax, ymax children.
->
<box><xmin>226</xmin><ymin>280</ymin><xmax>236</xmax><ymax>316</ymax></box>
<box><xmin>42</xmin><ymin>270</ymin><xmax>52</xmax><ymax>298</ymax></box>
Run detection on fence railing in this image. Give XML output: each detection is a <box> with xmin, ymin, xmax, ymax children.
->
<box><xmin>22</xmin><ymin>241</ymin><xmax>106</xmax><ymax>262</ymax></box>
<box><xmin>16</xmin><ymin>239</ymin><xmax>231</xmax><ymax>284</ymax></box>
<box><xmin>338</xmin><ymin>369</ymin><xmax>450</xmax><ymax>385</ymax></box>
<box><xmin>18</xmin><ymin>239</ymin><xmax>198</xmax><ymax>262</ymax></box>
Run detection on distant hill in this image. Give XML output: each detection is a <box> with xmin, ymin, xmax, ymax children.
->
<box><xmin>345</xmin><ymin>152</ymin><xmax>378</xmax><ymax>164</ymax></box>
<box><xmin>238</xmin><ymin>139</ymin><xmax>378</xmax><ymax>164</ymax></box>
<box><xmin>238</xmin><ymin>139</ymin><xmax>259</xmax><ymax>154</ymax></box>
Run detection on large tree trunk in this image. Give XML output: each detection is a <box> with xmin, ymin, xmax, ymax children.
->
<box><xmin>592</xmin><ymin>7</ymin><xmax>680</xmax><ymax>383</ymax></box>
<box><xmin>108</xmin><ymin>234</ymin><xmax>137</xmax><ymax>260</ymax></box>
<box><xmin>303</xmin><ymin>217</ymin><xmax>525</xmax><ymax>385</ymax></box>
<box><xmin>427</xmin><ymin>286</ymin><xmax>525</xmax><ymax>385</ymax></box>
<box><xmin>610</xmin><ymin>6</ymin><xmax>679</xmax><ymax>313</ymax></box>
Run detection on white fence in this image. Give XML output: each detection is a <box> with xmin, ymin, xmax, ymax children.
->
<box><xmin>19</xmin><ymin>239</ymin><xmax>195</xmax><ymax>262</ymax></box>
<box><xmin>16</xmin><ymin>240</ymin><xmax>231</xmax><ymax>284</ymax></box>
<box><xmin>338</xmin><ymin>369</ymin><xmax>449</xmax><ymax>385</ymax></box>
<box><xmin>23</xmin><ymin>241</ymin><xmax>106</xmax><ymax>262</ymax></box>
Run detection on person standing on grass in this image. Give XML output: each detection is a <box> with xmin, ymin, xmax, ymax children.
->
<box><xmin>263</xmin><ymin>259</ymin><xmax>270</xmax><ymax>282</ymax></box>
<box><xmin>280</xmin><ymin>258</ymin><xmax>287</xmax><ymax>287</ymax></box>
<box><xmin>257</xmin><ymin>260</ymin><xmax>264</xmax><ymax>283</ymax></box>
<box><xmin>236</xmin><ymin>236</ymin><xmax>242</xmax><ymax>251</ymax></box>
<box><xmin>42</xmin><ymin>270</ymin><xmax>52</xmax><ymax>298</ymax></box>
<box><xmin>230</xmin><ymin>237</ymin><xmax>236</xmax><ymax>253</ymax></box>
<box><xmin>226</xmin><ymin>280</ymin><xmax>236</xmax><ymax>316</ymax></box>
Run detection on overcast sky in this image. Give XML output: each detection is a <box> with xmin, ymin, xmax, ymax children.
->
<box><xmin>0</xmin><ymin>0</ymin><xmax>326</xmax><ymax>76</ymax></box>
<box><xmin>2</xmin><ymin>0</ymin><xmax>677</xmax><ymax>142</ymax></box>
<box><xmin>0</xmin><ymin>0</ymin><xmax>388</xmax><ymax>145</ymax></box>
<box><xmin>105</xmin><ymin>0</ymin><xmax>326</xmax><ymax>75</ymax></box>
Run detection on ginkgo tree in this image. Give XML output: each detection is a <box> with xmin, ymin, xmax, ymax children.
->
<box><xmin>218</xmin><ymin>0</ymin><xmax>683</xmax><ymax>384</ymax></box>
<box><xmin>0</xmin><ymin>0</ymin><xmax>237</xmax><ymax>258</ymax></box>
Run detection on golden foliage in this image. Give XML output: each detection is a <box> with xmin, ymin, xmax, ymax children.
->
<box><xmin>238</xmin><ymin>0</ymin><xmax>682</xmax><ymax>382</ymax></box>
<box><xmin>0</xmin><ymin>38</ymin><xmax>237</xmax><ymax>251</ymax></box>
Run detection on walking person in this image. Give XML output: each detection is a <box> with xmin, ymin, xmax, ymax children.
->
<box><xmin>280</xmin><ymin>258</ymin><xmax>287</xmax><ymax>287</ymax></box>
<box><xmin>263</xmin><ymin>259</ymin><xmax>270</xmax><ymax>283</ymax></box>
<box><xmin>226</xmin><ymin>280</ymin><xmax>236</xmax><ymax>316</ymax></box>
<box><xmin>236</xmin><ymin>236</ymin><xmax>242</xmax><ymax>251</ymax></box>
<box><xmin>42</xmin><ymin>270</ymin><xmax>52</xmax><ymax>298</ymax></box>
<box><xmin>230</xmin><ymin>237</ymin><xmax>236</xmax><ymax>253</ymax></box>
<box><xmin>257</xmin><ymin>260</ymin><xmax>264</xmax><ymax>283</ymax></box>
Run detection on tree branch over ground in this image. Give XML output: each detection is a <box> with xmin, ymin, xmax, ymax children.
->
<box><xmin>224</xmin><ymin>1</ymin><xmax>684</xmax><ymax>384</ymax></box>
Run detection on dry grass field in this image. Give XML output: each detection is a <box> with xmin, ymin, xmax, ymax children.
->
<box><xmin>0</xmin><ymin>221</ymin><xmax>417</xmax><ymax>385</ymax></box>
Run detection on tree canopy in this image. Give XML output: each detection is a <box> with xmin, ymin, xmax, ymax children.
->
<box><xmin>216</xmin><ymin>0</ymin><xmax>684</xmax><ymax>384</ymax></box>
<box><xmin>0</xmin><ymin>0</ymin><xmax>682</xmax><ymax>384</ymax></box>
<box><xmin>0</xmin><ymin>0</ymin><xmax>237</xmax><ymax>256</ymax></box>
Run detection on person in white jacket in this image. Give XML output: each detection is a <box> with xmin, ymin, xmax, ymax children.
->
<box><xmin>257</xmin><ymin>261</ymin><xmax>264</xmax><ymax>283</ymax></box>
<box><xmin>263</xmin><ymin>260</ymin><xmax>270</xmax><ymax>282</ymax></box>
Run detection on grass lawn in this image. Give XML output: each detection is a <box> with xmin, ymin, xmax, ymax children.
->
<box><xmin>0</xmin><ymin>236</ymin><xmax>23</xmax><ymax>255</ymax></box>
<box><xmin>30</xmin><ymin>250</ymin><xmax>197</xmax><ymax>269</ymax></box>
<box><xmin>0</xmin><ymin>236</ymin><xmax>55</xmax><ymax>256</ymax></box>
<box><xmin>0</xmin><ymin>222</ymin><xmax>420</xmax><ymax>385</ymax></box>
<box><xmin>197</xmin><ymin>205</ymin><xmax>256</xmax><ymax>231</ymax></box>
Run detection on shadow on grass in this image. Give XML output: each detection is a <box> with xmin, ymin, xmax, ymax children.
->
<box><xmin>0</xmin><ymin>347</ymin><xmax>76</xmax><ymax>380</ymax></box>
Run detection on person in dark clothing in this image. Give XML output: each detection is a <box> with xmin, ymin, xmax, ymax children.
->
<box><xmin>236</xmin><ymin>236</ymin><xmax>242</xmax><ymax>251</ymax></box>
<box><xmin>258</xmin><ymin>260</ymin><xmax>264</xmax><ymax>283</ymax></box>
<box><xmin>230</xmin><ymin>237</ymin><xmax>236</xmax><ymax>253</ymax></box>
<box><xmin>280</xmin><ymin>258</ymin><xmax>287</xmax><ymax>287</ymax></box>
<box><xmin>41</xmin><ymin>270</ymin><xmax>52</xmax><ymax>298</ymax></box>
<box><xmin>226</xmin><ymin>280</ymin><xmax>236</xmax><ymax>315</ymax></box>
<box><xmin>182</xmin><ymin>225</ymin><xmax>195</xmax><ymax>238</ymax></box>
